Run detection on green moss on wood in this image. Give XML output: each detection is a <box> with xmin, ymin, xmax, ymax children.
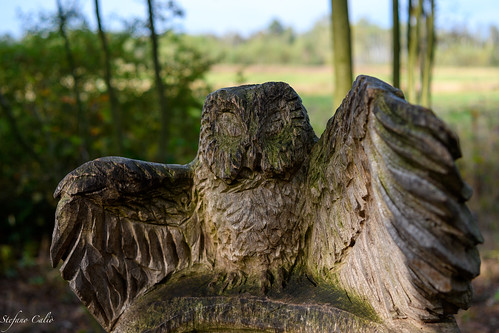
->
<box><xmin>113</xmin><ymin>266</ymin><xmax>385</xmax><ymax>332</ymax></box>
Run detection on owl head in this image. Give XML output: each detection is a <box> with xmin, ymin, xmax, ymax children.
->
<box><xmin>198</xmin><ymin>82</ymin><xmax>317</xmax><ymax>182</ymax></box>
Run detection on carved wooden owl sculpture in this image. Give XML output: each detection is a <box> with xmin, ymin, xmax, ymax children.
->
<box><xmin>51</xmin><ymin>76</ymin><xmax>482</xmax><ymax>332</ymax></box>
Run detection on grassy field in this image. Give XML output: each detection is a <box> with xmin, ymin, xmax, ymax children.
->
<box><xmin>206</xmin><ymin>64</ymin><xmax>499</xmax><ymax>135</ymax></box>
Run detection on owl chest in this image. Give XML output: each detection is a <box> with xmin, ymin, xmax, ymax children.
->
<box><xmin>203</xmin><ymin>180</ymin><xmax>302</xmax><ymax>266</ymax></box>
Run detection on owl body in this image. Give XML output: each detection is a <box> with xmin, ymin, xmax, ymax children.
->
<box><xmin>196</xmin><ymin>165</ymin><xmax>307</xmax><ymax>275</ymax></box>
<box><xmin>195</xmin><ymin>82</ymin><xmax>316</xmax><ymax>280</ymax></box>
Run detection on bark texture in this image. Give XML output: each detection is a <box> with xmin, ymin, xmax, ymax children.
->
<box><xmin>51</xmin><ymin>77</ymin><xmax>481</xmax><ymax>332</ymax></box>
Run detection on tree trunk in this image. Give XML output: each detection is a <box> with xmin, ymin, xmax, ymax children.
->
<box><xmin>331</xmin><ymin>0</ymin><xmax>353</xmax><ymax>110</ymax></box>
<box><xmin>56</xmin><ymin>0</ymin><xmax>90</xmax><ymax>161</ymax></box>
<box><xmin>147</xmin><ymin>0</ymin><xmax>169</xmax><ymax>162</ymax></box>
<box><xmin>407</xmin><ymin>0</ymin><xmax>423</xmax><ymax>103</ymax></box>
<box><xmin>407</xmin><ymin>0</ymin><xmax>412</xmax><ymax>63</ymax></box>
<box><xmin>392</xmin><ymin>0</ymin><xmax>400</xmax><ymax>88</ymax></box>
<box><xmin>94</xmin><ymin>0</ymin><xmax>123</xmax><ymax>154</ymax></box>
<box><xmin>420</xmin><ymin>0</ymin><xmax>435</xmax><ymax>107</ymax></box>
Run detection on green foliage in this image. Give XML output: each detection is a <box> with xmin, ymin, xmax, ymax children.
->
<box><xmin>437</xmin><ymin>25</ymin><xmax>499</xmax><ymax>67</ymax></box>
<box><xmin>186</xmin><ymin>17</ymin><xmax>499</xmax><ymax>68</ymax></box>
<box><xmin>352</xmin><ymin>19</ymin><xmax>390</xmax><ymax>65</ymax></box>
<box><xmin>0</xmin><ymin>6</ymin><xmax>212</xmax><ymax>264</ymax></box>
<box><xmin>186</xmin><ymin>18</ymin><xmax>332</xmax><ymax>66</ymax></box>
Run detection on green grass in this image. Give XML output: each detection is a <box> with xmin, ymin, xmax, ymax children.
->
<box><xmin>433</xmin><ymin>91</ymin><xmax>499</xmax><ymax>114</ymax></box>
<box><xmin>207</xmin><ymin>64</ymin><xmax>499</xmax><ymax>134</ymax></box>
<box><xmin>301</xmin><ymin>94</ymin><xmax>334</xmax><ymax>135</ymax></box>
<box><xmin>206</xmin><ymin>64</ymin><xmax>333</xmax><ymax>95</ymax></box>
<box><xmin>206</xmin><ymin>64</ymin><xmax>499</xmax><ymax>133</ymax></box>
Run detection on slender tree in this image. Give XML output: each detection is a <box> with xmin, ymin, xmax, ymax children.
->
<box><xmin>56</xmin><ymin>0</ymin><xmax>89</xmax><ymax>160</ymax></box>
<box><xmin>94</xmin><ymin>0</ymin><xmax>123</xmax><ymax>154</ymax></box>
<box><xmin>407</xmin><ymin>0</ymin><xmax>412</xmax><ymax>83</ymax></box>
<box><xmin>392</xmin><ymin>0</ymin><xmax>400</xmax><ymax>88</ymax></box>
<box><xmin>56</xmin><ymin>0</ymin><xmax>90</xmax><ymax>161</ymax></box>
<box><xmin>147</xmin><ymin>0</ymin><xmax>170</xmax><ymax>162</ymax></box>
<box><xmin>331</xmin><ymin>0</ymin><xmax>353</xmax><ymax>110</ymax></box>
<box><xmin>421</xmin><ymin>0</ymin><xmax>435</xmax><ymax>107</ymax></box>
<box><xmin>407</xmin><ymin>0</ymin><xmax>423</xmax><ymax>103</ymax></box>
<box><xmin>489</xmin><ymin>26</ymin><xmax>499</xmax><ymax>65</ymax></box>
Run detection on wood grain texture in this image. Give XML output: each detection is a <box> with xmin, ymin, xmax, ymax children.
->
<box><xmin>306</xmin><ymin>76</ymin><xmax>482</xmax><ymax>325</ymax></box>
<box><xmin>51</xmin><ymin>157</ymin><xmax>199</xmax><ymax>330</ymax></box>
<box><xmin>51</xmin><ymin>78</ymin><xmax>481</xmax><ymax>332</ymax></box>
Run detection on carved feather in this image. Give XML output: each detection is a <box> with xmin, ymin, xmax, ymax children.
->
<box><xmin>50</xmin><ymin>157</ymin><xmax>198</xmax><ymax>331</ymax></box>
<box><xmin>306</xmin><ymin>76</ymin><xmax>482</xmax><ymax>323</ymax></box>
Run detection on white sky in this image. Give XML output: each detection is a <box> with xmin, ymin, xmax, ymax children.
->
<box><xmin>0</xmin><ymin>0</ymin><xmax>498</xmax><ymax>38</ymax></box>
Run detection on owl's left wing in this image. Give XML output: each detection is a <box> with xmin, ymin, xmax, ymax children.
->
<box><xmin>306</xmin><ymin>76</ymin><xmax>482</xmax><ymax>323</ymax></box>
<box><xmin>50</xmin><ymin>157</ymin><xmax>200</xmax><ymax>331</ymax></box>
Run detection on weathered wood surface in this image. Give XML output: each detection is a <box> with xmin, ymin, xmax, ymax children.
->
<box><xmin>51</xmin><ymin>76</ymin><xmax>482</xmax><ymax>332</ymax></box>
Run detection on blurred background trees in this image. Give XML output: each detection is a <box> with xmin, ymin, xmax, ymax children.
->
<box><xmin>0</xmin><ymin>1</ymin><xmax>498</xmax><ymax>330</ymax></box>
<box><xmin>405</xmin><ymin>0</ymin><xmax>435</xmax><ymax>106</ymax></box>
<box><xmin>0</xmin><ymin>0</ymin><xmax>212</xmax><ymax>274</ymax></box>
<box><xmin>1</xmin><ymin>0</ymin><xmax>498</xmax><ymax>274</ymax></box>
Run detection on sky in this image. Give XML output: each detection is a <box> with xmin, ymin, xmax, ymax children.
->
<box><xmin>0</xmin><ymin>0</ymin><xmax>498</xmax><ymax>39</ymax></box>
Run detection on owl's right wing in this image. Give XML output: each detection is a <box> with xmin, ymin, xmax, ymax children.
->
<box><xmin>50</xmin><ymin>157</ymin><xmax>200</xmax><ymax>331</ymax></box>
<box><xmin>306</xmin><ymin>76</ymin><xmax>482</xmax><ymax>323</ymax></box>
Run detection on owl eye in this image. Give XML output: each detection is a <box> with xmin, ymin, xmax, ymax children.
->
<box><xmin>263</xmin><ymin>115</ymin><xmax>286</xmax><ymax>136</ymax></box>
<box><xmin>217</xmin><ymin>112</ymin><xmax>243</xmax><ymax>137</ymax></box>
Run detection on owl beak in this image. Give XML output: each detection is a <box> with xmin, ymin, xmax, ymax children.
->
<box><xmin>245</xmin><ymin>144</ymin><xmax>262</xmax><ymax>173</ymax></box>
